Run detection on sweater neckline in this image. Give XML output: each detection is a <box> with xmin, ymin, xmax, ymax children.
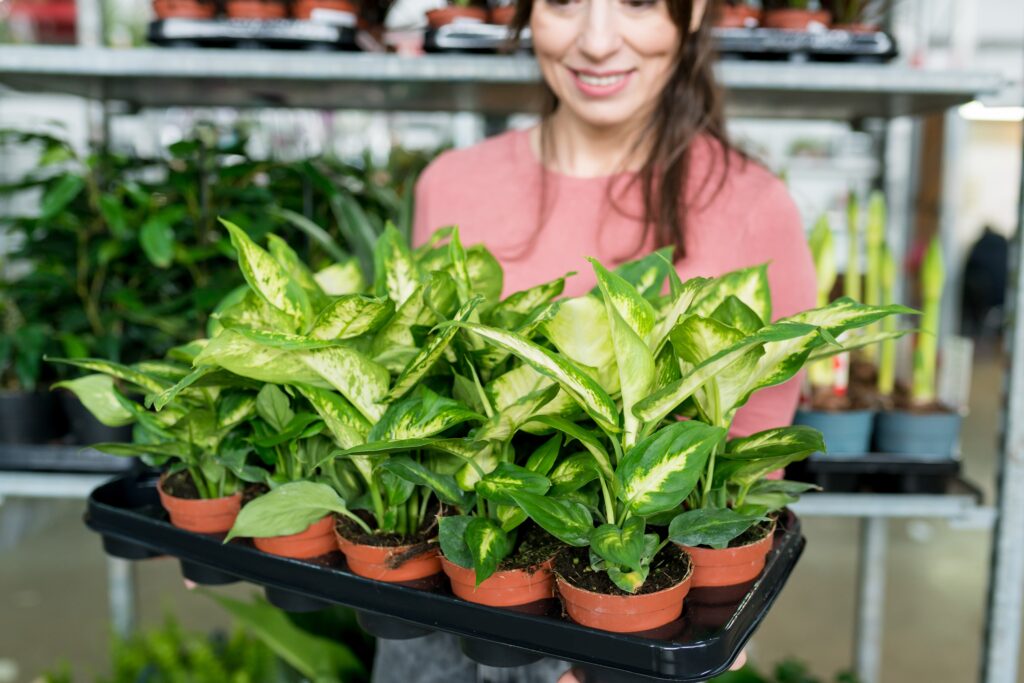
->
<box><xmin>512</xmin><ymin>128</ymin><xmax>635</xmax><ymax>184</ymax></box>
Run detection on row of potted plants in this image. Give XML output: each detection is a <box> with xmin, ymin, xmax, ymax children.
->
<box><xmin>0</xmin><ymin>126</ymin><xmax>431</xmax><ymax>446</ymax></box>
<box><xmin>61</xmin><ymin>221</ymin><xmax>907</xmax><ymax>634</ymax></box>
<box><xmin>795</xmin><ymin>192</ymin><xmax>963</xmax><ymax>461</ymax></box>
<box><xmin>153</xmin><ymin>0</ymin><xmax>516</xmax><ymax>26</ymax></box>
<box><xmin>718</xmin><ymin>0</ymin><xmax>886</xmax><ymax>33</ymax></box>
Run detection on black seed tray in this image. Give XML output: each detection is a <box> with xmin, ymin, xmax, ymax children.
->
<box><xmin>0</xmin><ymin>444</ymin><xmax>136</xmax><ymax>474</ymax></box>
<box><xmin>85</xmin><ymin>474</ymin><xmax>805</xmax><ymax>683</ymax></box>
<box><xmin>147</xmin><ymin>19</ymin><xmax>358</xmax><ymax>50</ymax></box>
<box><xmin>712</xmin><ymin>27</ymin><xmax>897</xmax><ymax>63</ymax></box>
<box><xmin>790</xmin><ymin>454</ymin><xmax>961</xmax><ymax>494</ymax></box>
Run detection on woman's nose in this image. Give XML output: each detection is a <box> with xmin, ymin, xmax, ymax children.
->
<box><xmin>577</xmin><ymin>1</ymin><xmax>623</xmax><ymax>62</ymax></box>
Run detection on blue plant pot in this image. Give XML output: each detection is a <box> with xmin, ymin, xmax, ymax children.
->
<box><xmin>793</xmin><ymin>409</ymin><xmax>875</xmax><ymax>458</ymax></box>
<box><xmin>874</xmin><ymin>410</ymin><xmax>963</xmax><ymax>460</ymax></box>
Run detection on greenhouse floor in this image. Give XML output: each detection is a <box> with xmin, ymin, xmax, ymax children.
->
<box><xmin>0</xmin><ymin>350</ymin><xmax>1015</xmax><ymax>683</ymax></box>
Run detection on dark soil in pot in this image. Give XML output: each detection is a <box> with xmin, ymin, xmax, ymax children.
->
<box><xmin>554</xmin><ymin>543</ymin><xmax>690</xmax><ymax>596</ymax></box>
<box><xmin>162</xmin><ymin>469</ymin><xmax>202</xmax><ymax>498</ymax></box>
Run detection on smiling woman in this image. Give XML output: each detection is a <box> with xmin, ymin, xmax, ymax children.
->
<box><xmin>378</xmin><ymin>0</ymin><xmax>815</xmax><ymax>681</ymax></box>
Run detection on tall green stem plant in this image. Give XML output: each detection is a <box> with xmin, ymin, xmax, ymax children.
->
<box><xmin>912</xmin><ymin>237</ymin><xmax>944</xmax><ymax>405</ymax></box>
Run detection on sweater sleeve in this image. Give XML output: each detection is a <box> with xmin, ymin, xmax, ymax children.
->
<box><xmin>411</xmin><ymin>160</ymin><xmax>439</xmax><ymax>249</ymax></box>
<box><xmin>729</xmin><ymin>178</ymin><xmax>817</xmax><ymax>438</ymax></box>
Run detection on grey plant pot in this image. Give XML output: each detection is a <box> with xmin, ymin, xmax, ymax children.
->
<box><xmin>873</xmin><ymin>409</ymin><xmax>963</xmax><ymax>460</ymax></box>
<box><xmin>793</xmin><ymin>409</ymin><xmax>875</xmax><ymax>458</ymax></box>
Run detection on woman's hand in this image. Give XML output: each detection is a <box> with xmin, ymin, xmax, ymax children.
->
<box><xmin>557</xmin><ymin>649</ymin><xmax>747</xmax><ymax>682</ymax></box>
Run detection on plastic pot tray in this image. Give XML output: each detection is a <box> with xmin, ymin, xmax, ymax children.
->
<box><xmin>85</xmin><ymin>474</ymin><xmax>805</xmax><ymax>683</ymax></box>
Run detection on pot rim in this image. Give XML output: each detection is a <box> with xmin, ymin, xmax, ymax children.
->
<box><xmin>440</xmin><ymin>553</ymin><xmax>555</xmax><ymax>580</ymax></box>
<box><xmin>158</xmin><ymin>471</ymin><xmax>242</xmax><ymax>503</ymax></box>
<box><xmin>681</xmin><ymin>517</ymin><xmax>778</xmax><ymax>553</ymax></box>
<box><xmin>555</xmin><ymin>553</ymin><xmax>694</xmax><ymax>602</ymax></box>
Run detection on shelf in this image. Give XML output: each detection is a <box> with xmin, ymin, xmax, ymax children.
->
<box><xmin>0</xmin><ymin>46</ymin><xmax>1006</xmax><ymax>118</ymax></box>
<box><xmin>0</xmin><ymin>471</ymin><xmax>114</xmax><ymax>499</ymax></box>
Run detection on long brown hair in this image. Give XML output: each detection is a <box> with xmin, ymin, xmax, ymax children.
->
<box><xmin>511</xmin><ymin>0</ymin><xmax>737</xmax><ymax>260</ymax></box>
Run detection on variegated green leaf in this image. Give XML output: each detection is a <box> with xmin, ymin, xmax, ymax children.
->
<box><xmin>590</xmin><ymin>517</ymin><xmax>647</xmax><ymax>578</ymax></box>
<box><xmin>465</xmin><ymin>517</ymin><xmax>514</xmax><ymax>585</ymax></box>
<box><xmin>724</xmin><ymin>426</ymin><xmax>825</xmax><ymax>461</ymax></box>
<box><xmin>91</xmin><ymin>442</ymin><xmax>189</xmax><ymax>459</ymax></box>
<box><xmin>52</xmin><ymin>375</ymin><xmax>134</xmax><ymax>427</ymax></box>
<box><xmin>616</xmin><ymin>421</ymin><xmax>725</xmax><ymax>517</ymax></box>
<box><xmin>308</xmin><ymin>295</ymin><xmax>394</xmax><ymax>341</ymax></box>
<box><xmin>378</xmin><ymin>455</ymin><xmax>468</xmax><ymax>508</ymax></box>
<box><xmin>224</xmin><ymin>326</ymin><xmax>350</xmax><ymax>351</ymax></box>
<box><xmin>150</xmin><ymin>366</ymin><xmax>217</xmax><ymax>411</ymax></box>
<box><xmin>296</xmin><ymin>385</ymin><xmax>371</xmax><ymax>450</ymax></box>
<box><xmin>466</xmin><ymin>245</ymin><xmax>504</xmax><ymax>308</ymax></box>
<box><xmin>473</xmin><ymin>383</ymin><xmax>559</xmax><ymax>444</ymax></box>
<box><xmin>714</xmin><ymin>453</ymin><xmax>811</xmax><ymax>490</ymax></box>
<box><xmin>710</xmin><ymin>296</ymin><xmax>764</xmax><ymax>335</ymax></box>
<box><xmin>373</xmin><ymin>224</ymin><xmax>420</xmax><ymax>308</ymax></box>
<box><xmin>527</xmin><ymin>415</ymin><xmax>615</xmax><ymax>488</ymax></box>
<box><xmin>195</xmin><ymin>331</ymin><xmax>328</xmax><ymax>387</ymax></box>
<box><xmin>368</xmin><ymin>386</ymin><xmax>483</xmax><ymax>442</ymax></box>
<box><xmin>444</xmin><ymin>321</ymin><xmax>620</xmax><ymax>434</ymax></box>
<box><xmin>549</xmin><ymin>453</ymin><xmax>600</xmax><ymax>495</ymax></box>
<box><xmin>475</xmin><ymin>463</ymin><xmax>550</xmax><ymax>505</ymax></box>
<box><xmin>255</xmin><ymin>384</ymin><xmax>294</xmax><ymax>432</ymax></box>
<box><xmin>47</xmin><ymin>357</ymin><xmax>170</xmax><ymax>394</ymax></box>
<box><xmin>386</xmin><ymin>298</ymin><xmax>481</xmax><ymax>402</ymax></box>
<box><xmin>690</xmin><ymin>264</ymin><xmax>771</xmax><ymax>324</ymax></box>
<box><xmin>439</xmin><ymin>515</ymin><xmax>474</xmax><ymax>568</ymax></box>
<box><xmin>217</xmin><ymin>393</ymin><xmax>257</xmax><ymax>430</ymax></box>
<box><xmin>668</xmin><ymin>508</ymin><xmax>766</xmax><ymax>550</ymax></box>
<box><xmin>489</xmin><ymin>275</ymin><xmax>569</xmax><ymax>329</ymax></box>
<box><xmin>783</xmin><ymin>297</ymin><xmax>916</xmax><ymax>336</ymax></box>
<box><xmin>267</xmin><ymin>233</ymin><xmax>328</xmax><ymax>307</ymax></box>
<box><xmin>510</xmin><ymin>491</ymin><xmax>593</xmax><ymax>547</ymax></box>
<box><xmin>315</xmin><ymin>260</ymin><xmax>365</xmax><ymax>296</ymax></box>
<box><xmin>807</xmin><ymin>328</ymin><xmax>913</xmax><ymax>362</ymax></box>
<box><xmin>222</xmin><ymin>220</ymin><xmax>311</xmax><ymax>327</ymax></box>
<box><xmin>543</xmin><ymin>296</ymin><xmax>619</xmax><ymax>392</ymax></box>
<box><xmin>213</xmin><ymin>290</ymin><xmax>297</xmax><ymax>337</ymax></box>
<box><xmin>486</xmin><ymin>365</ymin><xmax>576</xmax><ymax>421</ymax></box>
<box><xmin>594</xmin><ymin>247</ymin><xmax>675</xmax><ymax>301</ymax></box>
<box><xmin>651</xmin><ymin>274</ymin><xmax>706</xmax><ymax>353</ymax></box>
<box><xmin>225</xmin><ymin>481</ymin><xmax>359</xmax><ymax>541</ymax></box>
<box><xmin>592</xmin><ymin>259</ymin><xmax>656</xmax><ymax>448</ymax></box>
<box><xmin>525</xmin><ymin>435</ymin><xmax>562</xmax><ymax>476</ymax></box>
<box><xmin>301</xmin><ymin>346</ymin><xmax>390</xmax><ymax>423</ymax></box>
<box><xmin>371</xmin><ymin>273</ymin><xmax>458</xmax><ymax>356</ymax></box>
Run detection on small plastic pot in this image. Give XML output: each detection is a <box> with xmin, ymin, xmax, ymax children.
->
<box><xmin>0</xmin><ymin>391</ymin><xmax>64</xmax><ymax>444</ymax></box>
<box><xmin>832</xmin><ymin>22</ymin><xmax>880</xmax><ymax>33</ymax></box>
<box><xmin>440</xmin><ymin>556</ymin><xmax>555</xmax><ymax>607</ymax></box>
<box><xmin>489</xmin><ymin>4</ymin><xmax>515</xmax><ymax>25</ymax></box>
<box><xmin>761</xmin><ymin>9</ymin><xmax>831</xmax><ymax>30</ymax></box>
<box><xmin>254</xmin><ymin>515</ymin><xmax>337</xmax><ymax>559</ymax></box>
<box><xmin>793</xmin><ymin>409</ymin><xmax>874</xmax><ymax>457</ymax></box>
<box><xmin>157</xmin><ymin>474</ymin><xmax>241</xmax><ymax>534</ymax></box>
<box><xmin>716</xmin><ymin>4</ymin><xmax>760</xmax><ymax>28</ymax></box>
<box><xmin>152</xmin><ymin>0</ymin><xmax>216</xmax><ymax>19</ymax></box>
<box><xmin>336</xmin><ymin>532</ymin><xmax>442</xmax><ymax>582</ymax></box>
<box><xmin>426</xmin><ymin>5</ymin><xmax>487</xmax><ymax>29</ymax></box>
<box><xmin>293</xmin><ymin>0</ymin><xmax>356</xmax><ymax>19</ymax></box>
<box><xmin>874</xmin><ymin>409</ymin><xmax>963</xmax><ymax>460</ymax></box>
<box><xmin>679</xmin><ymin>527</ymin><xmax>775</xmax><ymax>588</ymax></box>
<box><xmin>226</xmin><ymin>0</ymin><xmax>288</xmax><ymax>19</ymax></box>
<box><xmin>556</xmin><ymin>569</ymin><xmax>693</xmax><ymax>634</ymax></box>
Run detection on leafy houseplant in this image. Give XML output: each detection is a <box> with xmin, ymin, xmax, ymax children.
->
<box><xmin>873</xmin><ymin>236</ymin><xmax>964</xmax><ymax>459</ymax></box>
<box><xmin>762</xmin><ymin>0</ymin><xmax>832</xmax><ymax>30</ymax></box>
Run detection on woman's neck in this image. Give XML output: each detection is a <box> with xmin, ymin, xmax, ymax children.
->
<box><xmin>531</xmin><ymin>108</ymin><xmax>651</xmax><ymax>178</ymax></box>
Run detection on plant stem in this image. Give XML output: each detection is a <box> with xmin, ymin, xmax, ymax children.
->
<box><xmin>598</xmin><ymin>476</ymin><xmax>616</xmax><ymax>526</ymax></box>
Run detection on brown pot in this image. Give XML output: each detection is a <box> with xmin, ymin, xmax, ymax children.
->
<box><xmin>489</xmin><ymin>4</ymin><xmax>515</xmax><ymax>25</ymax></box>
<box><xmin>153</xmin><ymin>0</ymin><xmax>215</xmax><ymax>19</ymax></box>
<box><xmin>441</xmin><ymin>556</ymin><xmax>555</xmax><ymax>607</ymax></box>
<box><xmin>293</xmin><ymin>0</ymin><xmax>356</xmax><ymax>19</ymax></box>
<box><xmin>716</xmin><ymin>5</ymin><xmax>760</xmax><ymax>28</ymax></box>
<box><xmin>158</xmin><ymin>474</ymin><xmax>241</xmax><ymax>534</ymax></box>
<box><xmin>679</xmin><ymin>528</ymin><xmax>775</xmax><ymax>588</ymax></box>
<box><xmin>226</xmin><ymin>0</ymin><xmax>288</xmax><ymax>19</ymax></box>
<box><xmin>254</xmin><ymin>515</ymin><xmax>337</xmax><ymax>559</ymax></box>
<box><xmin>556</xmin><ymin>569</ymin><xmax>693</xmax><ymax>633</ymax></box>
<box><xmin>336</xmin><ymin>531</ymin><xmax>442</xmax><ymax>582</ymax></box>
<box><xmin>832</xmin><ymin>22</ymin><xmax>879</xmax><ymax>33</ymax></box>
<box><xmin>426</xmin><ymin>5</ymin><xmax>487</xmax><ymax>29</ymax></box>
<box><xmin>762</xmin><ymin>9</ymin><xmax>831</xmax><ymax>30</ymax></box>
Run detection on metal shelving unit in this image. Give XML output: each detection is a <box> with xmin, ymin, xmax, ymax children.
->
<box><xmin>0</xmin><ymin>46</ymin><xmax>1005</xmax><ymax>118</ymax></box>
<box><xmin>0</xmin><ymin>26</ymin><xmax>1014</xmax><ymax>683</ymax></box>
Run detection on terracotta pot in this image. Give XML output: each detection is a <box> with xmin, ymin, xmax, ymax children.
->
<box><xmin>426</xmin><ymin>5</ymin><xmax>487</xmax><ymax>29</ymax></box>
<box><xmin>441</xmin><ymin>556</ymin><xmax>555</xmax><ymax>607</ymax></box>
<box><xmin>716</xmin><ymin>5</ymin><xmax>760</xmax><ymax>28</ymax></box>
<box><xmin>152</xmin><ymin>0</ymin><xmax>215</xmax><ymax>18</ymax></box>
<box><xmin>293</xmin><ymin>0</ymin><xmax>356</xmax><ymax>19</ymax></box>
<box><xmin>489</xmin><ymin>4</ymin><xmax>515</xmax><ymax>25</ymax></box>
<box><xmin>679</xmin><ymin>527</ymin><xmax>775</xmax><ymax>588</ymax></box>
<box><xmin>761</xmin><ymin>9</ymin><xmax>831</xmax><ymax>30</ymax></box>
<box><xmin>254</xmin><ymin>515</ymin><xmax>337</xmax><ymax>559</ymax></box>
<box><xmin>226</xmin><ymin>0</ymin><xmax>288</xmax><ymax>19</ymax></box>
<box><xmin>556</xmin><ymin>569</ymin><xmax>693</xmax><ymax>633</ymax></box>
<box><xmin>832</xmin><ymin>22</ymin><xmax>879</xmax><ymax>33</ymax></box>
<box><xmin>336</xmin><ymin>531</ymin><xmax>442</xmax><ymax>582</ymax></box>
<box><xmin>157</xmin><ymin>474</ymin><xmax>241</xmax><ymax>534</ymax></box>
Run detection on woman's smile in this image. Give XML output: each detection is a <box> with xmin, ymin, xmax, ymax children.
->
<box><xmin>568</xmin><ymin>67</ymin><xmax>636</xmax><ymax>97</ymax></box>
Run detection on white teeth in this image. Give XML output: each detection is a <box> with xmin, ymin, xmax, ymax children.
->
<box><xmin>577</xmin><ymin>73</ymin><xmax>625</xmax><ymax>87</ymax></box>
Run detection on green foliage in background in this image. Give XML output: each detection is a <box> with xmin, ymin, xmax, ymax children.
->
<box><xmin>713</xmin><ymin>659</ymin><xmax>860</xmax><ymax>683</ymax></box>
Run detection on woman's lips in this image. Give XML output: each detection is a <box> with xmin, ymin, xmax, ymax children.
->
<box><xmin>568</xmin><ymin>68</ymin><xmax>634</xmax><ymax>98</ymax></box>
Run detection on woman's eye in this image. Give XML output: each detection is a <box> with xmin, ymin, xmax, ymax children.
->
<box><xmin>622</xmin><ymin>0</ymin><xmax>658</xmax><ymax>7</ymax></box>
<box><xmin>544</xmin><ymin>0</ymin><xmax>580</xmax><ymax>6</ymax></box>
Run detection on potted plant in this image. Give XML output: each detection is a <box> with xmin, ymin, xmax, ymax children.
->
<box><xmin>874</xmin><ymin>237</ymin><xmax>963</xmax><ymax>459</ymax></box>
<box><xmin>151</xmin><ymin>0</ymin><xmax>216</xmax><ymax>20</ymax></box>
<box><xmin>823</xmin><ymin>0</ymin><xmax>888</xmax><ymax>32</ymax></box>
<box><xmin>716</xmin><ymin>0</ymin><xmax>761</xmax><ymax>29</ymax></box>
<box><xmin>225</xmin><ymin>0</ymin><xmax>288</xmax><ymax>19</ymax></box>
<box><xmin>488</xmin><ymin>0</ymin><xmax>515</xmax><ymax>25</ymax></box>
<box><xmin>50</xmin><ymin>350</ymin><xmax>260</xmax><ymax>534</ymax></box>
<box><xmin>447</xmin><ymin>257</ymin><xmax>908</xmax><ymax>630</ymax></box>
<box><xmin>761</xmin><ymin>0</ymin><xmax>831</xmax><ymax>30</ymax></box>
<box><xmin>293</xmin><ymin>0</ymin><xmax>358</xmax><ymax>21</ymax></box>
<box><xmin>426</xmin><ymin>0</ymin><xmax>488</xmax><ymax>29</ymax></box>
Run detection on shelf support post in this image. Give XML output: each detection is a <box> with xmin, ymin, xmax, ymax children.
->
<box><xmin>854</xmin><ymin>516</ymin><xmax>887</xmax><ymax>683</ymax></box>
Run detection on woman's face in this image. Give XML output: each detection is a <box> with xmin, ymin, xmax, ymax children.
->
<box><xmin>530</xmin><ymin>0</ymin><xmax>702</xmax><ymax>132</ymax></box>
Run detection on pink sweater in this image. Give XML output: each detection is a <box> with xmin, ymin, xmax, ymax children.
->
<box><xmin>413</xmin><ymin>129</ymin><xmax>816</xmax><ymax>436</ymax></box>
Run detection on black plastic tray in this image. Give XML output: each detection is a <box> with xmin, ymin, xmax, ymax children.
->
<box><xmin>85</xmin><ymin>474</ymin><xmax>805</xmax><ymax>682</ymax></box>
<box><xmin>713</xmin><ymin>27</ymin><xmax>897</xmax><ymax>63</ymax></box>
<box><xmin>790</xmin><ymin>454</ymin><xmax>960</xmax><ymax>494</ymax></box>
<box><xmin>148</xmin><ymin>19</ymin><xmax>358</xmax><ymax>50</ymax></box>
<box><xmin>0</xmin><ymin>444</ymin><xmax>136</xmax><ymax>474</ymax></box>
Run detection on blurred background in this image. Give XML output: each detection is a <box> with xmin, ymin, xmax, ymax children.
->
<box><xmin>0</xmin><ymin>0</ymin><xmax>1022</xmax><ymax>681</ymax></box>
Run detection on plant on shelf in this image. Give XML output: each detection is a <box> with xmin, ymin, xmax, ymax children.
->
<box><xmin>426</xmin><ymin>0</ymin><xmax>489</xmax><ymax>29</ymax></box>
<box><xmin>822</xmin><ymin>0</ymin><xmax>889</xmax><ymax>31</ymax></box>
<box><xmin>716</xmin><ymin>0</ymin><xmax>761</xmax><ymax>29</ymax></box>
<box><xmin>761</xmin><ymin>0</ymin><xmax>833</xmax><ymax>30</ymax></box>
